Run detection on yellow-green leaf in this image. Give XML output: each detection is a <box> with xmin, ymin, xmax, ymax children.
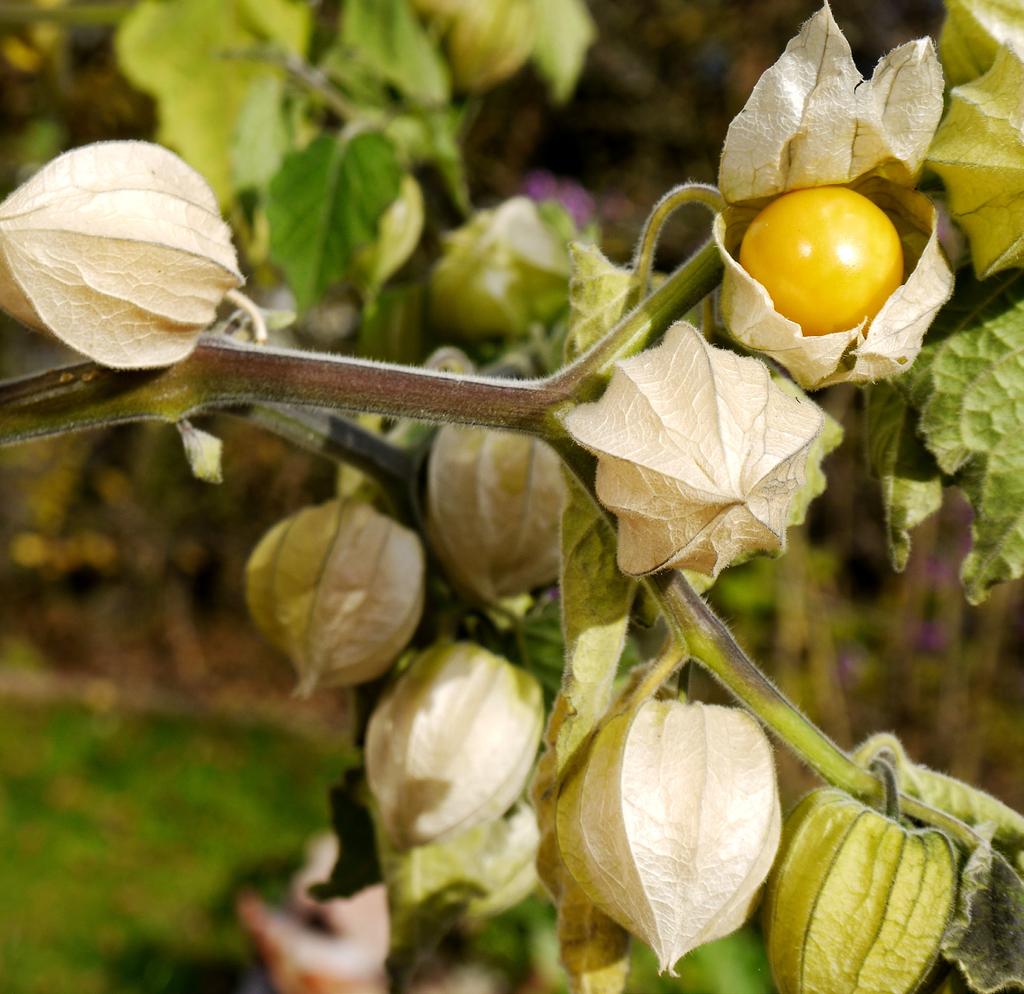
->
<box><xmin>928</xmin><ymin>47</ymin><xmax>1024</xmax><ymax>278</ymax></box>
<box><xmin>116</xmin><ymin>0</ymin><xmax>310</xmax><ymax>204</ymax></box>
<box><xmin>939</xmin><ymin>0</ymin><xmax>1024</xmax><ymax>86</ymax></box>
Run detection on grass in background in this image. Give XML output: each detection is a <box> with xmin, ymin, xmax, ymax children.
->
<box><xmin>0</xmin><ymin>699</ymin><xmax>351</xmax><ymax>994</ymax></box>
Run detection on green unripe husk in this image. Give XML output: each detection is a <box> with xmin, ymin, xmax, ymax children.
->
<box><xmin>763</xmin><ymin>788</ymin><xmax>958</xmax><ymax>994</ymax></box>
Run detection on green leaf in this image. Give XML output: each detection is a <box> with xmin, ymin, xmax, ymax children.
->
<box><xmin>531</xmin><ymin>478</ymin><xmax>635</xmax><ymax>994</ymax></box>
<box><xmin>914</xmin><ymin>270</ymin><xmax>1024</xmax><ymax>602</ymax></box>
<box><xmin>310</xmin><ymin>773</ymin><xmax>381</xmax><ymax>900</ymax></box>
<box><xmin>341</xmin><ymin>0</ymin><xmax>450</xmax><ymax>104</ymax></box>
<box><xmin>942</xmin><ymin>842</ymin><xmax>1024</xmax><ymax>993</ymax></box>
<box><xmin>358</xmin><ymin>284</ymin><xmax>428</xmax><ymax>364</ymax></box>
<box><xmin>116</xmin><ymin>0</ymin><xmax>310</xmax><ymax>203</ymax></box>
<box><xmin>564</xmin><ymin>242</ymin><xmax>632</xmax><ymax>361</ymax></box>
<box><xmin>385</xmin><ymin>107</ymin><xmax>470</xmax><ymax>214</ymax></box>
<box><xmin>267</xmin><ymin>132</ymin><xmax>403</xmax><ymax>311</ymax></box>
<box><xmin>774</xmin><ymin>377</ymin><xmax>843</xmax><ymax>530</ymax></box>
<box><xmin>939</xmin><ymin>0</ymin><xmax>1024</xmax><ymax>86</ymax></box>
<box><xmin>531</xmin><ymin>0</ymin><xmax>596</xmax><ymax>104</ymax></box>
<box><xmin>231</xmin><ymin>75</ymin><xmax>290</xmax><ymax>193</ymax></box>
<box><xmin>384</xmin><ymin>806</ymin><xmax>539</xmax><ymax>979</ymax></box>
<box><xmin>351</xmin><ymin>175</ymin><xmax>425</xmax><ymax>297</ymax></box>
<box><xmin>928</xmin><ymin>47</ymin><xmax>1024</xmax><ymax>278</ymax></box>
<box><xmin>865</xmin><ymin>382</ymin><xmax>943</xmax><ymax>571</ymax></box>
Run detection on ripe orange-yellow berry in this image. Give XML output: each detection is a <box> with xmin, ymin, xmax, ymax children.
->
<box><xmin>739</xmin><ymin>186</ymin><xmax>904</xmax><ymax>337</ymax></box>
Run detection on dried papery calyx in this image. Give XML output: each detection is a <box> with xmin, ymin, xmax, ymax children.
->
<box><xmin>562</xmin><ymin>321</ymin><xmax>823</xmax><ymax>578</ymax></box>
<box><xmin>426</xmin><ymin>425</ymin><xmax>565</xmax><ymax>604</ymax></box>
<box><xmin>0</xmin><ymin>140</ymin><xmax>242</xmax><ymax>369</ymax></box>
<box><xmin>429</xmin><ymin>197</ymin><xmax>569</xmax><ymax>341</ymax></box>
<box><xmin>763</xmin><ymin>788</ymin><xmax>958</xmax><ymax>994</ymax></box>
<box><xmin>245</xmin><ymin>499</ymin><xmax>424</xmax><ymax>695</ymax></box>
<box><xmin>556</xmin><ymin>700</ymin><xmax>781</xmax><ymax>973</ymax></box>
<box><xmin>713</xmin><ymin>4</ymin><xmax>952</xmax><ymax>389</ymax></box>
<box><xmin>366</xmin><ymin>642</ymin><xmax>544</xmax><ymax>849</ymax></box>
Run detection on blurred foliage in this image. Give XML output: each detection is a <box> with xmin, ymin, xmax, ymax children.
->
<box><xmin>0</xmin><ymin>697</ymin><xmax>352</xmax><ymax>994</ymax></box>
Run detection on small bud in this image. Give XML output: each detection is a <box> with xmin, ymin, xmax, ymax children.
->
<box><xmin>366</xmin><ymin>642</ymin><xmax>544</xmax><ymax>848</ymax></box>
<box><xmin>429</xmin><ymin>197</ymin><xmax>569</xmax><ymax>341</ymax></box>
<box><xmin>763</xmin><ymin>789</ymin><xmax>958</xmax><ymax>994</ymax></box>
<box><xmin>351</xmin><ymin>174</ymin><xmax>424</xmax><ymax>294</ymax></box>
<box><xmin>245</xmin><ymin>499</ymin><xmax>424</xmax><ymax>695</ymax></box>
<box><xmin>0</xmin><ymin>141</ymin><xmax>242</xmax><ymax>369</ymax></box>
<box><xmin>563</xmin><ymin>322</ymin><xmax>823</xmax><ymax>578</ymax></box>
<box><xmin>556</xmin><ymin>700</ymin><xmax>781</xmax><ymax>973</ymax></box>
<box><xmin>447</xmin><ymin>0</ymin><xmax>536</xmax><ymax>94</ymax></box>
<box><xmin>426</xmin><ymin>425</ymin><xmax>565</xmax><ymax>604</ymax></box>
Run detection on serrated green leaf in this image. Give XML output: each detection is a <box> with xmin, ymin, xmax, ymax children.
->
<box><xmin>914</xmin><ymin>271</ymin><xmax>1024</xmax><ymax>602</ymax></box>
<box><xmin>928</xmin><ymin>47</ymin><xmax>1024</xmax><ymax>278</ymax></box>
<box><xmin>231</xmin><ymin>75</ymin><xmax>290</xmax><ymax>193</ymax></box>
<box><xmin>942</xmin><ymin>842</ymin><xmax>1024</xmax><ymax>993</ymax></box>
<box><xmin>939</xmin><ymin>0</ymin><xmax>1024</xmax><ymax>86</ymax></box>
<box><xmin>531</xmin><ymin>0</ymin><xmax>596</xmax><ymax>104</ymax></box>
<box><xmin>865</xmin><ymin>382</ymin><xmax>943</xmax><ymax>571</ymax></box>
<box><xmin>341</xmin><ymin>0</ymin><xmax>450</xmax><ymax>104</ymax></box>
<box><xmin>564</xmin><ymin>242</ymin><xmax>632</xmax><ymax>361</ymax></box>
<box><xmin>267</xmin><ymin>132</ymin><xmax>403</xmax><ymax>311</ymax></box>
<box><xmin>115</xmin><ymin>0</ymin><xmax>310</xmax><ymax>203</ymax></box>
<box><xmin>310</xmin><ymin>773</ymin><xmax>381</xmax><ymax>900</ymax></box>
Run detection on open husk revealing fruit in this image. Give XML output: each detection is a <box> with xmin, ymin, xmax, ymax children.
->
<box><xmin>713</xmin><ymin>4</ymin><xmax>953</xmax><ymax>389</ymax></box>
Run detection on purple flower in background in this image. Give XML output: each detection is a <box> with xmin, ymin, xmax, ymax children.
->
<box><xmin>913</xmin><ymin>620</ymin><xmax>949</xmax><ymax>654</ymax></box>
<box><xmin>522</xmin><ymin>169</ymin><xmax>597</xmax><ymax>228</ymax></box>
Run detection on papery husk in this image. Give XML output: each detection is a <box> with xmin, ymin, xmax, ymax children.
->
<box><xmin>447</xmin><ymin>0</ymin><xmax>536</xmax><ymax>94</ymax></box>
<box><xmin>718</xmin><ymin>4</ymin><xmax>943</xmax><ymax>205</ymax></box>
<box><xmin>429</xmin><ymin>197</ymin><xmax>569</xmax><ymax>341</ymax></box>
<box><xmin>426</xmin><ymin>425</ymin><xmax>565</xmax><ymax>603</ymax></box>
<box><xmin>556</xmin><ymin>700</ymin><xmax>781</xmax><ymax>974</ymax></box>
<box><xmin>763</xmin><ymin>788</ymin><xmax>958</xmax><ymax>994</ymax></box>
<box><xmin>245</xmin><ymin>499</ymin><xmax>424</xmax><ymax>695</ymax></box>
<box><xmin>562</xmin><ymin>322</ymin><xmax>823</xmax><ymax>577</ymax></box>
<box><xmin>365</xmin><ymin>642</ymin><xmax>544</xmax><ymax>849</ymax></box>
<box><xmin>715</xmin><ymin>183</ymin><xmax>953</xmax><ymax>390</ymax></box>
<box><xmin>0</xmin><ymin>140</ymin><xmax>241</xmax><ymax>369</ymax></box>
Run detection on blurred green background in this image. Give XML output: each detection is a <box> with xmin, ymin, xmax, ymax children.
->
<box><xmin>1</xmin><ymin>0</ymin><xmax>1019</xmax><ymax>992</ymax></box>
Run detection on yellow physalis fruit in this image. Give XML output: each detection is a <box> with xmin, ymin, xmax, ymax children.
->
<box><xmin>245</xmin><ymin>499</ymin><xmax>425</xmax><ymax>695</ymax></box>
<box><xmin>763</xmin><ymin>788</ymin><xmax>958</xmax><ymax>994</ymax></box>
<box><xmin>426</xmin><ymin>425</ymin><xmax>565</xmax><ymax>603</ymax></box>
<box><xmin>739</xmin><ymin>186</ymin><xmax>904</xmax><ymax>337</ymax></box>
<box><xmin>0</xmin><ymin>140</ymin><xmax>242</xmax><ymax>369</ymax></box>
<box><xmin>366</xmin><ymin>642</ymin><xmax>544</xmax><ymax>848</ymax></box>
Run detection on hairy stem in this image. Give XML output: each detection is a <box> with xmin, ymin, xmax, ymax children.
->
<box><xmin>627</xmin><ymin>183</ymin><xmax>724</xmax><ymax>311</ymax></box>
<box><xmin>550</xmin><ymin>241</ymin><xmax>723</xmax><ymax>402</ymax></box>
<box><xmin>0</xmin><ymin>337</ymin><xmax>560</xmax><ymax>446</ymax></box>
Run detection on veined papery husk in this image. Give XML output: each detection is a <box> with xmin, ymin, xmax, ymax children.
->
<box><xmin>245</xmin><ymin>499</ymin><xmax>424</xmax><ymax>695</ymax></box>
<box><xmin>556</xmin><ymin>700</ymin><xmax>781</xmax><ymax>973</ymax></box>
<box><xmin>0</xmin><ymin>140</ymin><xmax>241</xmax><ymax>368</ymax></box>
<box><xmin>366</xmin><ymin>642</ymin><xmax>543</xmax><ymax>848</ymax></box>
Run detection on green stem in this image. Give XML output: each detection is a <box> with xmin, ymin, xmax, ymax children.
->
<box><xmin>615</xmin><ymin>637</ymin><xmax>688</xmax><ymax>716</ymax></box>
<box><xmin>0</xmin><ymin>241</ymin><xmax>723</xmax><ymax>447</ymax></box>
<box><xmin>550</xmin><ymin>241</ymin><xmax>723</xmax><ymax>403</ymax></box>
<box><xmin>0</xmin><ymin>337</ymin><xmax>560</xmax><ymax>446</ymax></box>
<box><xmin>233</xmin><ymin>405</ymin><xmax>417</xmax><ymax>520</ymax></box>
<box><xmin>627</xmin><ymin>184</ymin><xmax>724</xmax><ymax>311</ymax></box>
